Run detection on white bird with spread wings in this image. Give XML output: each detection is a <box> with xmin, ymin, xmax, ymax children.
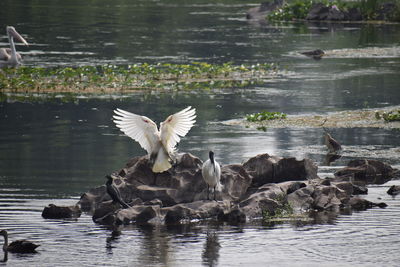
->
<box><xmin>113</xmin><ymin>106</ymin><xmax>196</xmax><ymax>173</ymax></box>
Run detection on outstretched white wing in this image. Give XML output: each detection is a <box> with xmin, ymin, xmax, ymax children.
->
<box><xmin>160</xmin><ymin>106</ymin><xmax>196</xmax><ymax>152</ymax></box>
<box><xmin>113</xmin><ymin>108</ymin><xmax>159</xmax><ymax>154</ymax></box>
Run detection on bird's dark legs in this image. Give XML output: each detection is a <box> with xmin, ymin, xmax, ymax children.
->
<box><xmin>1</xmin><ymin>251</ymin><xmax>7</xmax><ymax>263</ymax></box>
<box><xmin>213</xmin><ymin>185</ymin><xmax>216</xmax><ymax>201</ymax></box>
<box><xmin>207</xmin><ymin>185</ymin><xmax>210</xmax><ymax>200</ymax></box>
<box><xmin>153</xmin><ymin>173</ymin><xmax>158</xmax><ymax>185</ymax></box>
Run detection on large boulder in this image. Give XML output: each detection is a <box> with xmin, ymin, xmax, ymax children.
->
<box><xmin>306</xmin><ymin>3</ymin><xmax>330</xmax><ymax>20</ymax></box>
<box><xmin>306</xmin><ymin>3</ymin><xmax>348</xmax><ymax>21</ymax></box>
<box><xmin>243</xmin><ymin>153</ymin><xmax>318</xmax><ymax>186</ymax></box>
<box><xmin>42</xmin><ymin>204</ymin><xmax>81</xmax><ymax>219</ymax></box>
<box><xmin>334</xmin><ymin>159</ymin><xmax>398</xmax><ymax>185</ymax></box>
<box><xmin>220</xmin><ymin>164</ymin><xmax>252</xmax><ymax>201</ymax></box>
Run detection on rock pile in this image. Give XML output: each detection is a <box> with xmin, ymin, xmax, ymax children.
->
<box><xmin>41</xmin><ymin>152</ymin><xmax>397</xmax><ymax>226</ymax></box>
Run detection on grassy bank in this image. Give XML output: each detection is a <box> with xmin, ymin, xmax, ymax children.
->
<box><xmin>267</xmin><ymin>0</ymin><xmax>400</xmax><ymax>22</ymax></box>
<box><xmin>0</xmin><ymin>62</ymin><xmax>278</xmax><ymax>94</ymax></box>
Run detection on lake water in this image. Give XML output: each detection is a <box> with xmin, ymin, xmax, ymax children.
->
<box><xmin>1</xmin><ymin>0</ymin><xmax>400</xmax><ymax>266</ymax></box>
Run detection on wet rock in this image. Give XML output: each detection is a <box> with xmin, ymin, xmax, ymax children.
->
<box><xmin>246</xmin><ymin>0</ymin><xmax>284</xmax><ymax>20</ymax></box>
<box><xmin>287</xmin><ymin>185</ymin><xmax>315</xmax><ymax>211</ymax></box>
<box><xmin>335</xmin><ymin>159</ymin><xmax>397</xmax><ymax>185</ymax></box>
<box><xmin>220</xmin><ymin>164</ymin><xmax>252</xmax><ymax>201</ymax></box>
<box><xmin>242</xmin><ymin>153</ymin><xmax>278</xmax><ymax>186</ymax></box>
<box><xmin>280</xmin><ymin>181</ymin><xmax>307</xmax><ymax>195</ymax></box>
<box><xmin>312</xmin><ymin>185</ymin><xmax>343</xmax><ymax>211</ymax></box>
<box><xmin>95</xmin><ymin>213</ymin><xmax>117</xmax><ymax>225</ymax></box>
<box><xmin>217</xmin><ymin>208</ymin><xmax>246</xmax><ymax>224</ymax></box>
<box><xmin>79</xmin><ymin>186</ymin><xmax>106</xmax><ymax>212</ymax></box>
<box><xmin>243</xmin><ymin>153</ymin><xmax>318</xmax><ymax>186</ymax></box>
<box><xmin>116</xmin><ymin>205</ymin><xmax>160</xmax><ymax>225</ymax></box>
<box><xmin>306</xmin><ymin>4</ymin><xmax>350</xmax><ymax>21</ymax></box>
<box><xmin>346</xmin><ymin>197</ymin><xmax>387</xmax><ymax>211</ymax></box>
<box><xmin>306</xmin><ymin>3</ymin><xmax>330</xmax><ymax>20</ymax></box>
<box><xmin>275</xmin><ymin>157</ymin><xmax>318</xmax><ymax>181</ymax></box>
<box><xmin>387</xmin><ymin>185</ymin><xmax>400</xmax><ymax>196</ymax></box>
<box><xmin>164</xmin><ymin>201</ymin><xmax>228</xmax><ymax>225</ymax></box>
<box><xmin>346</xmin><ymin>7</ymin><xmax>363</xmax><ymax>21</ymax></box>
<box><xmin>42</xmin><ymin>204</ymin><xmax>81</xmax><ymax>219</ymax></box>
<box><xmin>79</xmin><ymin>151</ymin><xmax>398</xmax><ymax>225</ymax></box>
<box><xmin>92</xmin><ymin>201</ymin><xmax>120</xmax><ymax>224</ymax></box>
<box><xmin>164</xmin><ymin>205</ymin><xmax>190</xmax><ymax>225</ymax></box>
<box><xmin>239</xmin><ymin>184</ymin><xmax>283</xmax><ymax>218</ymax></box>
<box><xmin>333</xmin><ymin>181</ymin><xmax>367</xmax><ymax>196</ymax></box>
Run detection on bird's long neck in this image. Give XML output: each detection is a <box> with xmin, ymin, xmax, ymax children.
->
<box><xmin>8</xmin><ymin>32</ymin><xmax>17</xmax><ymax>62</ymax></box>
<box><xmin>1</xmin><ymin>232</ymin><xmax>7</xmax><ymax>251</ymax></box>
<box><xmin>209</xmin><ymin>153</ymin><xmax>215</xmax><ymax>165</ymax></box>
<box><xmin>209</xmin><ymin>153</ymin><xmax>216</xmax><ymax>172</ymax></box>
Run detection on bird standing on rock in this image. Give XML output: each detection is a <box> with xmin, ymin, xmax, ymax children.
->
<box><xmin>105</xmin><ymin>175</ymin><xmax>131</xmax><ymax>209</ymax></box>
<box><xmin>113</xmin><ymin>106</ymin><xmax>196</xmax><ymax>173</ymax></box>
<box><xmin>324</xmin><ymin>131</ymin><xmax>342</xmax><ymax>154</ymax></box>
<box><xmin>202</xmin><ymin>151</ymin><xmax>222</xmax><ymax>201</ymax></box>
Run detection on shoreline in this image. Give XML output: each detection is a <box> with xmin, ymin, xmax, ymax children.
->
<box><xmin>224</xmin><ymin>106</ymin><xmax>400</xmax><ymax>129</ymax></box>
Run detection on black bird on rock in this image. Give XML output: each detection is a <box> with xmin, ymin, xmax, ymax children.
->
<box><xmin>105</xmin><ymin>175</ymin><xmax>131</xmax><ymax>209</ymax></box>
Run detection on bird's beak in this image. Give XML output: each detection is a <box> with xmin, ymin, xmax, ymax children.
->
<box><xmin>8</xmin><ymin>26</ymin><xmax>29</xmax><ymax>46</ymax></box>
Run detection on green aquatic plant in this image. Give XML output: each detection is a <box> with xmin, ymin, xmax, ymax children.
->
<box><xmin>262</xmin><ymin>194</ymin><xmax>294</xmax><ymax>221</ymax></box>
<box><xmin>268</xmin><ymin>0</ymin><xmax>314</xmax><ymax>21</ymax></box>
<box><xmin>267</xmin><ymin>0</ymin><xmax>400</xmax><ymax>22</ymax></box>
<box><xmin>246</xmin><ymin>111</ymin><xmax>287</xmax><ymax>122</ymax></box>
<box><xmin>0</xmin><ymin>62</ymin><xmax>278</xmax><ymax>93</ymax></box>
<box><xmin>376</xmin><ymin>110</ymin><xmax>400</xmax><ymax>122</ymax></box>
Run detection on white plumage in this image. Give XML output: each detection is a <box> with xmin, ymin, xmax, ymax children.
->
<box><xmin>202</xmin><ymin>151</ymin><xmax>222</xmax><ymax>200</ymax></box>
<box><xmin>0</xmin><ymin>26</ymin><xmax>29</xmax><ymax>68</ymax></box>
<box><xmin>113</xmin><ymin>106</ymin><xmax>196</xmax><ymax>173</ymax></box>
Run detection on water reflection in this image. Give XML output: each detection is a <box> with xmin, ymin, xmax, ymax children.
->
<box><xmin>105</xmin><ymin>228</ymin><xmax>121</xmax><ymax>254</ymax></box>
<box><xmin>138</xmin><ymin>225</ymin><xmax>170</xmax><ymax>266</ymax></box>
<box><xmin>202</xmin><ymin>231</ymin><xmax>220</xmax><ymax>267</ymax></box>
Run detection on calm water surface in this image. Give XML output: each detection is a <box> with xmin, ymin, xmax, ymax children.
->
<box><xmin>1</xmin><ymin>0</ymin><xmax>400</xmax><ymax>266</ymax></box>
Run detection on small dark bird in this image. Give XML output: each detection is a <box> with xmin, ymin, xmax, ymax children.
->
<box><xmin>324</xmin><ymin>131</ymin><xmax>342</xmax><ymax>154</ymax></box>
<box><xmin>300</xmin><ymin>49</ymin><xmax>325</xmax><ymax>60</ymax></box>
<box><xmin>105</xmin><ymin>175</ymin><xmax>131</xmax><ymax>209</ymax></box>
<box><xmin>201</xmin><ymin>151</ymin><xmax>222</xmax><ymax>201</ymax></box>
<box><xmin>0</xmin><ymin>230</ymin><xmax>39</xmax><ymax>253</ymax></box>
<box><xmin>387</xmin><ymin>185</ymin><xmax>400</xmax><ymax>196</ymax></box>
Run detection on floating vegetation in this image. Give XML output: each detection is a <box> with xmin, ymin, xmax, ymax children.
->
<box><xmin>229</xmin><ymin>106</ymin><xmax>400</xmax><ymax>130</ymax></box>
<box><xmin>0</xmin><ymin>62</ymin><xmax>278</xmax><ymax>94</ymax></box>
<box><xmin>246</xmin><ymin>111</ymin><xmax>287</xmax><ymax>122</ymax></box>
<box><xmin>376</xmin><ymin>110</ymin><xmax>400</xmax><ymax>122</ymax></box>
<box><xmin>268</xmin><ymin>0</ymin><xmax>313</xmax><ymax>21</ymax></box>
<box><xmin>267</xmin><ymin>0</ymin><xmax>400</xmax><ymax>22</ymax></box>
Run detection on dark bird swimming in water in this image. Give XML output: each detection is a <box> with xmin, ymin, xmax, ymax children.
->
<box><xmin>201</xmin><ymin>151</ymin><xmax>222</xmax><ymax>201</ymax></box>
<box><xmin>0</xmin><ymin>230</ymin><xmax>39</xmax><ymax>254</ymax></box>
<box><xmin>105</xmin><ymin>175</ymin><xmax>131</xmax><ymax>209</ymax></box>
<box><xmin>300</xmin><ymin>49</ymin><xmax>325</xmax><ymax>60</ymax></box>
